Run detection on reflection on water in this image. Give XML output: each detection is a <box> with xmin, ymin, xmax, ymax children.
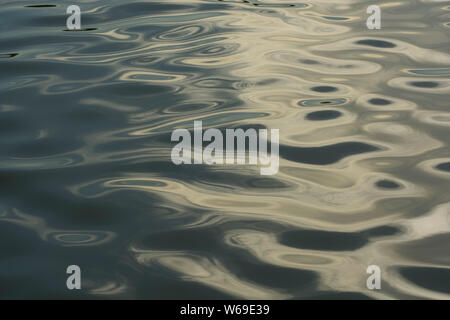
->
<box><xmin>0</xmin><ymin>0</ymin><xmax>449</xmax><ymax>299</ymax></box>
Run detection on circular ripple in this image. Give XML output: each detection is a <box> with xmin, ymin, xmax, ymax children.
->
<box><xmin>369</xmin><ymin>98</ymin><xmax>392</xmax><ymax>106</ymax></box>
<box><xmin>310</xmin><ymin>85</ymin><xmax>338</xmax><ymax>93</ymax></box>
<box><xmin>435</xmin><ymin>162</ymin><xmax>450</xmax><ymax>172</ymax></box>
<box><xmin>306</xmin><ymin>110</ymin><xmax>342</xmax><ymax>121</ymax></box>
<box><xmin>298</xmin><ymin>98</ymin><xmax>348</xmax><ymax>107</ymax></box>
<box><xmin>375</xmin><ymin>179</ymin><xmax>401</xmax><ymax>189</ymax></box>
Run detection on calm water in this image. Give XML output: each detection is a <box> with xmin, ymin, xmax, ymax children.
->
<box><xmin>0</xmin><ymin>0</ymin><xmax>449</xmax><ymax>299</ymax></box>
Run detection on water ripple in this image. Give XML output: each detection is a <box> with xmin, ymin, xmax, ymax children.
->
<box><xmin>0</xmin><ymin>0</ymin><xmax>449</xmax><ymax>299</ymax></box>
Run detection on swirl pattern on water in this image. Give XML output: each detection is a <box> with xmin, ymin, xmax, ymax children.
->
<box><xmin>0</xmin><ymin>0</ymin><xmax>449</xmax><ymax>299</ymax></box>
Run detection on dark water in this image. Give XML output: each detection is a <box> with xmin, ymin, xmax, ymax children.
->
<box><xmin>0</xmin><ymin>0</ymin><xmax>449</xmax><ymax>299</ymax></box>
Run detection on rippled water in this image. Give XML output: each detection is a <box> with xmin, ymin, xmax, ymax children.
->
<box><xmin>1</xmin><ymin>0</ymin><xmax>449</xmax><ymax>299</ymax></box>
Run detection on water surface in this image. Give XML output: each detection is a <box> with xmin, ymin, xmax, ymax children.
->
<box><xmin>0</xmin><ymin>0</ymin><xmax>449</xmax><ymax>299</ymax></box>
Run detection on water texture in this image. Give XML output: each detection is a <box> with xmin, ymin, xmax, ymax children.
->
<box><xmin>0</xmin><ymin>0</ymin><xmax>449</xmax><ymax>299</ymax></box>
